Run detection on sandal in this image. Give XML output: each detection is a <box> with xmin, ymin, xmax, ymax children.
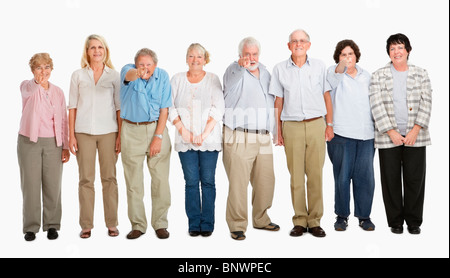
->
<box><xmin>80</xmin><ymin>230</ymin><xmax>91</xmax><ymax>239</ymax></box>
<box><xmin>231</xmin><ymin>231</ymin><xmax>246</xmax><ymax>240</ymax></box>
<box><xmin>108</xmin><ymin>228</ymin><xmax>119</xmax><ymax>237</ymax></box>
<box><xmin>255</xmin><ymin>222</ymin><xmax>280</xmax><ymax>231</ymax></box>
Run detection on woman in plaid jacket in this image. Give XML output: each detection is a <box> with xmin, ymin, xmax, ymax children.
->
<box><xmin>369</xmin><ymin>33</ymin><xmax>432</xmax><ymax>235</ymax></box>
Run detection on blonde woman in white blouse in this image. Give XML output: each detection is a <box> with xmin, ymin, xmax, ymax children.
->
<box><xmin>169</xmin><ymin>43</ymin><xmax>225</xmax><ymax>237</ymax></box>
<box><xmin>68</xmin><ymin>34</ymin><xmax>121</xmax><ymax>238</ymax></box>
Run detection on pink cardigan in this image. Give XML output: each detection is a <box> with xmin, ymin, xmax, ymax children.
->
<box><xmin>19</xmin><ymin>79</ymin><xmax>69</xmax><ymax>149</ymax></box>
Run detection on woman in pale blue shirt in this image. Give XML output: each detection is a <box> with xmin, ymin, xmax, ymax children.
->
<box><xmin>326</xmin><ymin>40</ymin><xmax>376</xmax><ymax>232</ymax></box>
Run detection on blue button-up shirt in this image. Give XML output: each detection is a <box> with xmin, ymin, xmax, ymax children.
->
<box><xmin>120</xmin><ymin>64</ymin><xmax>172</xmax><ymax>122</ymax></box>
<box><xmin>223</xmin><ymin>61</ymin><xmax>275</xmax><ymax>132</ymax></box>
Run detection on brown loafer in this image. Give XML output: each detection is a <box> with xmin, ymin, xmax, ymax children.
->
<box><xmin>308</xmin><ymin>226</ymin><xmax>326</xmax><ymax>237</ymax></box>
<box><xmin>126</xmin><ymin>230</ymin><xmax>144</xmax><ymax>239</ymax></box>
<box><xmin>155</xmin><ymin>228</ymin><xmax>169</xmax><ymax>239</ymax></box>
<box><xmin>290</xmin><ymin>226</ymin><xmax>306</xmax><ymax>237</ymax></box>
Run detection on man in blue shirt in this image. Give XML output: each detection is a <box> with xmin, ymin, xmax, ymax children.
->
<box><xmin>120</xmin><ymin>48</ymin><xmax>172</xmax><ymax>239</ymax></box>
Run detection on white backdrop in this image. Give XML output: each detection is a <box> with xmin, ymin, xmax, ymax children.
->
<box><xmin>0</xmin><ymin>0</ymin><xmax>448</xmax><ymax>258</ymax></box>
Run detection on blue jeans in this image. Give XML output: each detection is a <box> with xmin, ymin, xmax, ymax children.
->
<box><xmin>178</xmin><ymin>150</ymin><xmax>219</xmax><ymax>232</ymax></box>
<box><xmin>327</xmin><ymin>134</ymin><xmax>375</xmax><ymax>219</ymax></box>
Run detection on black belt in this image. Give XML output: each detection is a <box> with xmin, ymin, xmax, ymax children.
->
<box><xmin>234</xmin><ymin>127</ymin><xmax>270</xmax><ymax>135</ymax></box>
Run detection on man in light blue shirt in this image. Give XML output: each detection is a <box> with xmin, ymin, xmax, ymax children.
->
<box><xmin>223</xmin><ymin>37</ymin><xmax>279</xmax><ymax>240</ymax></box>
<box><xmin>120</xmin><ymin>48</ymin><xmax>172</xmax><ymax>240</ymax></box>
<box><xmin>326</xmin><ymin>39</ymin><xmax>375</xmax><ymax>232</ymax></box>
<box><xmin>269</xmin><ymin>29</ymin><xmax>333</xmax><ymax>238</ymax></box>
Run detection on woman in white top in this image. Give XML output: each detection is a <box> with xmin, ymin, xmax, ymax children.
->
<box><xmin>169</xmin><ymin>43</ymin><xmax>225</xmax><ymax>237</ymax></box>
<box><xmin>68</xmin><ymin>34</ymin><xmax>121</xmax><ymax>238</ymax></box>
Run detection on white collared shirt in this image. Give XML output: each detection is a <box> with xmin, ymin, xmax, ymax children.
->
<box><xmin>269</xmin><ymin>56</ymin><xmax>330</xmax><ymax>121</ymax></box>
<box><xmin>68</xmin><ymin>66</ymin><xmax>120</xmax><ymax>135</ymax></box>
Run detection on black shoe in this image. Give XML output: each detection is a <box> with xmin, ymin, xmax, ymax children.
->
<box><xmin>189</xmin><ymin>231</ymin><xmax>201</xmax><ymax>237</ymax></box>
<box><xmin>200</xmin><ymin>231</ymin><xmax>212</xmax><ymax>237</ymax></box>
<box><xmin>24</xmin><ymin>232</ymin><xmax>36</xmax><ymax>241</ymax></box>
<box><xmin>390</xmin><ymin>225</ymin><xmax>403</xmax><ymax>234</ymax></box>
<box><xmin>407</xmin><ymin>226</ymin><xmax>421</xmax><ymax>234</ymax></box>
<box><xmin>47</xmin><ymin>228</ymin><xmax>58</xmax><ymax>240</ymax></box>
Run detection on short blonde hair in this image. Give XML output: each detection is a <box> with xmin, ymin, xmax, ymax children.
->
<box><xmin>29</xmin><ymin>53</ymin><xmax>53</xmax><ymax>72</ymax></box>
<box><xmin>186</xmin><ymin>43</ymin><xmax>210</xmax><ymax>64</ymax></box>
<box><xmin>81</xmin><ymin>34</ymin><xmax>114</xmax><ymax>69</ymax></box>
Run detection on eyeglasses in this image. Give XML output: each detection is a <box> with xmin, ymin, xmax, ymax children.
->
<box><xmin>290</xmin><ymin>39</ymin><xmax>310</xmax><ymax>45</ymax></box>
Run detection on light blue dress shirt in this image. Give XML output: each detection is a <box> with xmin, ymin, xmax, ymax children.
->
<box><xmin>327</xmin><ymin>64</ymin><xmax>374</xmax><ymax>140</ymax></box>
<box><xmin>223</xmin><ymin>61</ymin><xmax>275</xmax><ymax>132</ymax></box>
<box><xmin>120</xmin><ymin>64</ymin><xmax>172</xmax><ymax>122</ymax></box>
<box><xmin>269</xmin><ymin>56</ymin><xmax>330</xmax><ymax>121</ymax></box>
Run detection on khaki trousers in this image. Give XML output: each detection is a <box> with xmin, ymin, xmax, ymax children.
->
<box><xmin>283</xmin><ymin>119</ymin><xmax>326</xmax><ymax>228</ymax></box>
<box><xmin>121</xmin><ymin>121</ymin><xmax>171</xmax><ymax>233</ymax></box>
<box><xmin>75</xmin><ymin>132</ymin><xmax>118</xmax><ymax>230</ymax></box>
<box><xmin>17</xmin><ymin>135</ymin><xmax>63</xmax><ymax>234</ymax></box>
<box><xmin>223</xmin><ymin>126</ymin><xmax>275</xmax><ymax>232</ymax></box>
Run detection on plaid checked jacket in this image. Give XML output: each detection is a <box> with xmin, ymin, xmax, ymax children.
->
<box><xmin>369</xmin><ymin>63</ymin><xmax>432</xmax><ymax>149</ymax></box>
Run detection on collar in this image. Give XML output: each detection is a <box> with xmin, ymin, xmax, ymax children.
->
<box><xmin>86</xmin><ymin>64</ymin><xmax>112</xmax><ymax>74</ymax></box>
<box><xmin>287</xmin><ymin>55</ymin><xmax>310</xmax><ymax>68</ymax></box>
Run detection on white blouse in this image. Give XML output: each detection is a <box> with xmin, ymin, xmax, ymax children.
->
<box><xmin>169</xmin><ymin>72</ymin><xmax>225</xmax><ymax>152</ymax></box>
<box><xmin>68</xmin><ymin>66</ymin><xmax>120</xmax><ymax>135</ymax></box>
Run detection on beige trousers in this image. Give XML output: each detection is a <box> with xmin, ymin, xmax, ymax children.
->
<box><xmin>282</xmin><ymin>119</ymin><xmax>326</xmax><ymax>228</ymax></box>
<box><xmin>223</xmin><ymin>126</ymin><xmax>275</xmax><ymax>232</ymax></box>
<box><xmin>17</xmin><ymin>135</ymin><xmax>63</xmax><ymax>234</ymax></box>
<box><xmin>121</xmin><ymin>121</ymin><xmax>171</xmax><ymax>233</ymax></box>
<box><xmin>75</xmin><ymin>132</ymin><xmax>118</xmax><ymax>230</ymax></box>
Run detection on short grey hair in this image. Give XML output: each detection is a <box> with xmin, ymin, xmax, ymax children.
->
<box><xmin>289</xmin><ymin>29</ymin><xmax>311</xmax><ymax>42</ymax></box>
<box><xmin>134</xmin><ymin>48</ymin><xmax>158</xmax><ymax>64</ymax></box>
<box><xmin>238</xmin><ymin>37</ymin><xmax>261</xmax><ymax>57</ymax></box>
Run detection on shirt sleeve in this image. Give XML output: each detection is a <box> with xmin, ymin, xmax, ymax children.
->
<box><xmin>209</xmin><ymin>74</ymin><xmax>225</xmax><ymax>122</ymax></box>
<box><xmin>369</xmin><ymin>70</ymin><xmax>394</xmax><ymax>134</ymax></box>
<box><xmin>113</xmin><ymin>70</ymin><xmax>121</xmax><ymax>111</ymax></box>
<box><xmin>326</xmin><ymin>65</ymin><xmax>344</xmax><ymax>90</ymax></box>
<box><xmin>168</xmin><ymin>74</ymin><xmax>180</xmax><ymax>123</ymax></box>
<box><xmin>415</xmin><ymin>68</ymin><xmax>432</xmax><ymax>129</ymax></box>
<box><xmin>59</xmin><ymin>88</ymin><xmax>69</xmax><ymax>149</ymax></box>
<box><xmin>268</xmin><ymin>65</ymin><xmax>284</xmax><ymax>98</ymax></box>
<box><xmin>159</xmin><ymin>70</ymin><xmax>172</xmax><ymax>109</ymax></box>
<box><xmin>320</xmin><ymin>62</ymin><xmax>332</xmax><ymax>94</ymax></box>
<box><xmin>67</xmin><ymin>71</ymin><xmax>79</xmax><ymax>109</ymax></box>
<box><xmin>223</xmin><ymin>62</ymin><xmax>245</xmax><ymax>97</ymax></box>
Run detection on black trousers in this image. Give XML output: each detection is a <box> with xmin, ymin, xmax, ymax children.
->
<box><xmin>378</xmin><ymin>146</ymin><xmax>426</xmax><ymax>227</ymax></box>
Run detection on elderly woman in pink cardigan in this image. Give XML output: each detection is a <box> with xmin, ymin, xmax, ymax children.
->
<box><xmin>17</xmin><ymin>53</ymin><xmax>70</xmax><ymax>241</ymax></box>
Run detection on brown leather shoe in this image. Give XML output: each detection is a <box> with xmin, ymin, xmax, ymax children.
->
<box><xmin>155</xmin><ymin>228</ymin><xmax>169</xmax><ymax>239</ymax></box>
<box><xmin>290</xmin><ymin>226</ymin><xmax>307</xmax><ymax>237</ymax></box>
<box><xmin>126</xmin><ymin>230</ymin><xmax>144</xmax><ymax>239</ymax></box>
<box><xmin>308</xmin><ymin>226</ymin><xmax>326</xmax><ymax>237</ymax></box>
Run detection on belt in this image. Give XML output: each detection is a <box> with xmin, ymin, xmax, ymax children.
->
<box><xmin>234</xmin><ymin>127</ymin><xmax>270</xmax><ymax>135</ymax></box>
<box><xmin>302</xmin><ymin>116</ymin><xmax>322</xmax><ymax>122</ymax></box>
<box><xmin>124</xmin><ymin>119</ymin><xmax>156</xmax><ymax>125</ymax></box>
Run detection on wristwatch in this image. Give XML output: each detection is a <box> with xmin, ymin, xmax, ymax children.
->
<box><xmin>154</xmin><ymin>134</ymin><xmax>163</xmax><ymax>139</ymax></box>
<box><xmin>327</xmin><ymin>123</ymin><xmax>334</xmax><ymax>127</ymax></box>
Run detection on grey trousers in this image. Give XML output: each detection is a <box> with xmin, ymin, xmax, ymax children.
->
<box><xmin>17</xmin><ymin>135</ymin><xmax>63</xmax><ymax>234</ymax></box>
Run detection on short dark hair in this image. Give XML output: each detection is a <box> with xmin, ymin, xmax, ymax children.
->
<box><xmin>386</xmin><ymin>33</ymin><xmax>412</xmax><ymax>58</ymax></box>
<box><xmin>333</xmin><ymin>39</ymin><xmax>361</xmax><ymax>64</ymax></box>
